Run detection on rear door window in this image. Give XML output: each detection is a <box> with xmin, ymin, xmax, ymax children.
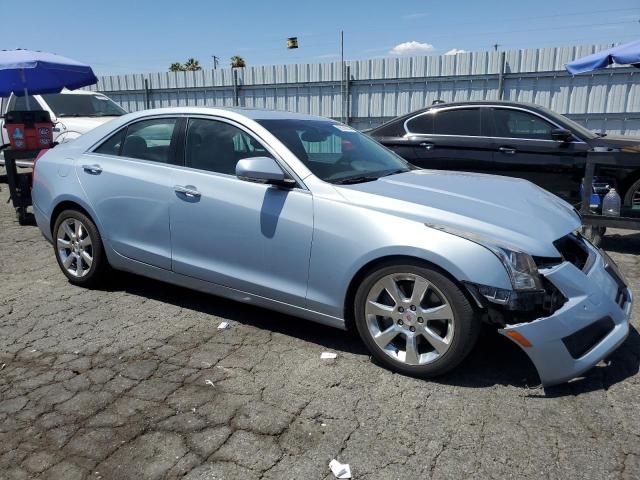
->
<box><xmin>432</xmin><ymin>108</ymin><xmax>481</xmax><ymax>136</ymax></box>
<box><xmin>92</xmin><ymin>118</ymin><xmax>178</xmax><ymax>163</ymax></box>
<box><xmin>94</xmin><ymin>129</ymin><xmax>126</xmax><ymax>156</ymax></box>
<box><xmin>120</xmin><ymin>118</ymin><xmax>177</xmax><ymax>163</ymax></box>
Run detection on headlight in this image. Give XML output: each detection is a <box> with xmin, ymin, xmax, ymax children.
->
<box><xmin>489</xmin><ymin>247</ymin><xmax>543</xmax><ymax>291</ymax></box>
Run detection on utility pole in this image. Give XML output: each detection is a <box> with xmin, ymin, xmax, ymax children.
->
<box><xmin>212</xmin><ymin>55</ymin><xmax>219</xmax><ymax>70</ymax></box>
<box><xmin>341</xmin><ymin>30</ymin><xmax>345</xmax><ymax>123</ymax></box>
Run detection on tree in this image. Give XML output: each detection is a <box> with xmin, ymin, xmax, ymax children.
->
<box><xmin>183</xmin><ymin>58</ymin><xmax>202</xmax><ymax>71</ymax></box>
<box><xmin>169</xmin><ymin>62</ymin><xmax>185</xmax><ymax>72</ymax></box>
<box><xmin>231</xmin><ymin>56</ymin><xmax>246</xmax><ymax>68</ymax></box>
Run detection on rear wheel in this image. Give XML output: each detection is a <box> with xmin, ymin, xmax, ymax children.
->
<box><xmin>53</xmin><ymin>210</ymin><xmax>107</xmax><ymax>287</ymax></box>
<box><xmin>354</xmin><ymin>262</ymin><xmax>481</xmax><ymax>378</ymax></box>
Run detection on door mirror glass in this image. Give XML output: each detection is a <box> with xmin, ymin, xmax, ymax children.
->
<box><xmin>551</xmin><ymin>127</ymin><xmax>572</xmax><ymax>142</ymax></box>
<box><xmin>236</xmin><ymin>157</ymin><xmax>294</xmax><ymax>187</ymax></box>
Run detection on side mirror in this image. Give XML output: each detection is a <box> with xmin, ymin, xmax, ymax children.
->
<box><xmin>551</xmin><ymin>127</ymin><xmax>572</xmax><ymax>142</ymax></box>
<box><xmin>236</xmin><ymin>157</ymin><xmax>295</xmax><ymax>187</ymax></box>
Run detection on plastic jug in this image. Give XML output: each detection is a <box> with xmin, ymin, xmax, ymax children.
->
<box><xmin>602</xmin><ymin>187</ymin><xmax>621</xmax><ymax>216</ymax></box>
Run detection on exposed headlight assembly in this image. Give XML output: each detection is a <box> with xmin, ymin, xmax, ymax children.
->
<box><xmin>487</xmin><ymin>246</ymin><xmax>543</xmax><ymax>291</ymax></box>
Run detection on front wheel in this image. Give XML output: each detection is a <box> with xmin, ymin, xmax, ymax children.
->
<box><xmin>354</xmin><ymin>263</ymin><xmax>481</xmax><ymax>378</ymax></box>
<box><xmin>53</xmin><ymin>210</ymin><xmax>107</xmax><ymax>287</ymax></box>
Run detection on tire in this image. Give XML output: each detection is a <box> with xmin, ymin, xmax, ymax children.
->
<box><xmin>354</xmin><ymin>262</ymin><xmax>481</xmax><ymax>378</ymax></box>
<box><xmin>623</xmin><ymin>177</ymin><xmax>640</xmax><ymax>208</ymax></box>
<box><xmin>52</xmin><ymin>209</ymin><xmax>108</xmax><ymax>287</ymax></box>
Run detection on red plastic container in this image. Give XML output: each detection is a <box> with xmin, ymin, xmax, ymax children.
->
<box><xmin>3</xmin><ymin>110</ymin><xmax>53</xmax><ymax>150</ymax></box>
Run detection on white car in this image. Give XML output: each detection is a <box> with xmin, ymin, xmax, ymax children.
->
<box><xmin>0</xmin><ymin>89</ymin><xmax>126</xmax><ymax>147</ymax></box>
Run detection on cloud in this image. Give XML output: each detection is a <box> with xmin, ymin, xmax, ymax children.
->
<box><xmin>316</xmin><ymin>53</ymin><xmax>340</xmax><ymax>59</ymax></box>
<box><xmin>445</xmin><ymin>48</ymin><xmax>467</xmax><ymax>55</ymax></box>
<box><xmin>389</xmin><ymin>41</ymin><xmax>435</xmax><ymax>56</ymax></box>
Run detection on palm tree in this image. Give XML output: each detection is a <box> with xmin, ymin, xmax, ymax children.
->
<box><xmin>169</xmin><ymin>62</ymin><xmax>184</xmax><ymax>72</ymax></box>
<box><xmin>183</xmin><ymin>58</ymin><xmax>202</xmax><ymax>71</ymax></box>
<box><xmin>231</xmin><ymin>56</ymin><xmax>246</xmax><ymax>68</ymax></box>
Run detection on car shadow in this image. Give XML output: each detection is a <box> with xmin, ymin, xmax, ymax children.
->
<box><xmin>601</xmin><ymin>231</ymin><xmax>640</xmax><ymax>254</ymax></box>
<box><xmin>99</xmin><ymin>272</ymin><xmax>639</xmax><ymax>396</ymax></box>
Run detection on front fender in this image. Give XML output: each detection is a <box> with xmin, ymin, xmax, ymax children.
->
<box><xmin>306</xmin><ymin>197</ymin><xmax>511</xmax><ymax>318</ymax></box>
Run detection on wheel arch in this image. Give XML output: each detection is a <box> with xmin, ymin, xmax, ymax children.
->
<box><xmin>50</xmin><ymin>199</ymin><xmax>98</xmax><ymax>237</ymax></box>
<box><xmin>342</xmin><ymin>254</ymin><xmax>483</xmax><ymax>333</ymax></box>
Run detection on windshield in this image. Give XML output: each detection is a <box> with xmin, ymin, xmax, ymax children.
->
<box><xmin>258</xmin><ymin>119</ymin><xmax>411</xmax><ymax>183</ymax></box>
<box><xmin>40</xmin><ymin>93</ymin><xmax>127</xmax><ymax>117</ymax></box>
<box><xmin>537</xmin><ymin>105</ymin><xmax>598</xmax><ymax>140</ymax></box>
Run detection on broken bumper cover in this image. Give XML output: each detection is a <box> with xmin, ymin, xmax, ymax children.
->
<box><xmin>500</xmin><ymin>247</ymin><xmax>633</xmax><ymax>387</ymax></box>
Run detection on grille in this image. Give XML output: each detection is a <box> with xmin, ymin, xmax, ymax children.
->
<box><xmin>553</xmin><ymin>234</ymin><xmax>590</xmax><ymax>271</ymax></box>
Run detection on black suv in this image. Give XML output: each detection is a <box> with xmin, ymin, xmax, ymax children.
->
<box><xmin>368</xmin><ymin>101</ymin><xmax>640</xmax><ymax>207</ymax></box>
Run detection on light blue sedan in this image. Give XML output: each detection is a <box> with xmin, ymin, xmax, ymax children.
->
<box><xmin>31</xmin><ymin>107</ymin><xmax>632</xmax><ymax>386</ymax></box>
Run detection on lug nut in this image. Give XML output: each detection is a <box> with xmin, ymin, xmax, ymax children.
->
<box><xmin>410</xmin><ymin>326</ymin><xmax>416</xmax><ymax>332</ymax></box>
<box><xmin>410</xmin><ymin>305</ymin><xmax>416</xmax><ymax>311</ymax></box>
<box><xmin>417</xmin><ymin>317</ymin><xmax>424</xmax><ymax>323</ymax></box>
<box><xmin>398</xmin><ymin>307</ymin><xmax>404</xmax><ymax>313</ymax></box>
<box><xmin>398</xmin><ymin>320</ymin><xmax>404</xmax><ymax>326</ymax></box>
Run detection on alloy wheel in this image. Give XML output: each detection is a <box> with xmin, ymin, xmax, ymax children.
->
<box><xmin>365</xmin><ymin>273</ymin><xmax>455</xmax><ymax>365</ymax></box>
<box><xmin>56</xmin><ymin>218</ymin><xmax>94</xmax><ymax>278</ymax></box>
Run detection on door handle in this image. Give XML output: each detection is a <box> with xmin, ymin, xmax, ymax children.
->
<box><xmin>174</xmin><ymin>185</ymin><xmax>201</xmax><ymax>198</ymax></box>
<box><xmin>82</xmin><ymin>164</ymin><xmax>102</xmax><ymax>174</ymax></box>
<box><xmin>499</xmin><ymin>147</ymin><xmax>516</xmax><ymax>155</ymax></box>
<box><xmin>419</xmin><ymin>142</ymin><xmax>435</xmax><ymax>151</ymax></box>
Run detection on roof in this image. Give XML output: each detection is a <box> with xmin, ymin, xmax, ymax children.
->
<box><xmin>369</xmin><ymin>100</ymin><xmax>551</xmax><ymax>133</ymax></box>
<box><xmin>123</xmin><ymin>106</ymin><xmax>331</xmax><ymax>122</ymax></box>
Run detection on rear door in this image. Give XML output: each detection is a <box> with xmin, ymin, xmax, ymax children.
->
<box><xmin>487</xmin><ymin>107</ymin><xmax>588</xmax><ymax>203</ymax></box>
<box><xmin>405</xmin><ymin>107</ymin><xmax>494</xmax><ymax>172</ymax></box>
<box><xmin>77</xmin><ymin>116</ymin><xmax>182</xmax><ymax>270</ymax></box>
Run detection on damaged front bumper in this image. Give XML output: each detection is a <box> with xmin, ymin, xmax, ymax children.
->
<box><xmin>499</xmin><ymin>245</ymin><xmax>632</xmax><ymax>387</ymax></box>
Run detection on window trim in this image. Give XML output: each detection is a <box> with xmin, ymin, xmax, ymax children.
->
<box><xmin>180</xmin><ymin>114</ymin><xmax>308</xmax><ymax>191</ymax></box>
<box><xmin>403</xmin><ymin>104</ymin><xmax>586</xmax><ymax>144</ymax></box>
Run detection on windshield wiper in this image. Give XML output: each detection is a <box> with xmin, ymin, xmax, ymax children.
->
<box><xmin>377</xmin><ymin>169</ymin><xmax>407</xmax><ymax>178</ymax></box>
<box><xmin>333</xmin><ymin>169</ymin><xmax>408</xmax><ymax>185</ymax></box>
<box><xmin>333</xmin><ymin>175</ymin><xmax>381</xmax><ymax>185</ymax></box>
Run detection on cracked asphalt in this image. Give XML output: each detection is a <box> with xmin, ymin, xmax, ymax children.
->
<box><xmin>1</xmin><ymin>182</ymin><xmax>640</xmax><ymax>480</ymax></box>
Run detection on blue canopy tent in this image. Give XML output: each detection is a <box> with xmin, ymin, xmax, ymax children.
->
<box><xmin>0</xmin><ymin>49</ymin><xmax>97</xmax><ymax>109</ymax></box>
<box><xmin>566</xmin><ymin>40</ymin><xmax>640</xmax><ymax>74</ymax></box>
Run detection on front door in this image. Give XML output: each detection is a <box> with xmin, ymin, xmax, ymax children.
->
<box><xmin>77</xmin><ymin>116</ymin><xmax>180</xmax><ymax>270</ymax></box>
<box><xmin>487</xmin><ymin>107</ymin><xmax>588</xmax><ymax>203</ymax></box>
<box><xmin>169</xmin><ymin>117</ymin><xmax>313</xmax><ymax>305</ymax></box>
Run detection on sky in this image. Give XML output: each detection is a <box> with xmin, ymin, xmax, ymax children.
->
<box><xmin>3</xmin><ymin>0</ymin><xmax>639</xmax><ymax>75</ymax></box>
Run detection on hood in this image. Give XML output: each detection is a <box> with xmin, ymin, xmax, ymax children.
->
<box><xmin>589</xmin><ymin>135</ymin><xmax>640</xmax><ymax>153</ymax></box>
<box><xmin>336</xmin><ymin>170</ymin><xmax>581</xmax><ymax>257</ymax></box>
<box><xmin>56</xmin><ymin>116</ymin><xmax>119</xmax><ymax>134</ymax></box>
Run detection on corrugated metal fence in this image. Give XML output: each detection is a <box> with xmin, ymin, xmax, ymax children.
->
<box><xmin>87</xmin><ymin>44</ymin><xmax>640</xmax><ymax>135</ymax></box>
